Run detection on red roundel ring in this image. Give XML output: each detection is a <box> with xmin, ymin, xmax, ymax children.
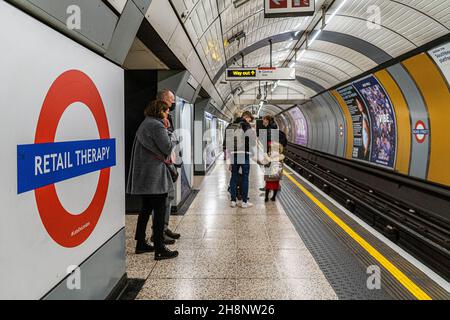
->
<box><xmin>34</xmin><ymin>70</ymin><xmax>110</xmax><ymax>248</ymax></box>
<box><xmin>414</xmin><ymin>120</ymin><xmax>427</xmax><ymax>144</ymax></box>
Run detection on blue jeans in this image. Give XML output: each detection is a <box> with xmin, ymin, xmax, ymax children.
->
<box><xmin>230</xmin><ymin>157</ymin><xmax>250</xmax><ymax>203</ymax></box>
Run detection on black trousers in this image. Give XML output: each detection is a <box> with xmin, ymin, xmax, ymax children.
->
<box><xmin>135</xmin><ymin>194</ymin><xmax>168</xmax><ymax>250</ymax></box>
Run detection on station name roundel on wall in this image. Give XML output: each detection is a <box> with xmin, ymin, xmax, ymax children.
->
<box><xmin>17</xmin><ymin>70</ymin><xmax>117</xmax><ymax>248</ymax></box>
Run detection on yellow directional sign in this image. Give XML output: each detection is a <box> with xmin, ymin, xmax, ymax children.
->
<box><xmin>225</xmin><ymin>67</ymin><xmax>296</xmax><ymax>81</ymax></box>
<box><xmin>226</xmin><ymin>69</ymin><xmax>257</xmax><ymax>78</ymax></box>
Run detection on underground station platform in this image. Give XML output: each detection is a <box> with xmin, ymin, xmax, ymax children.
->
<box><xmin>0</xmin><ymin>0</ymin><xmax>449</xmax><ymax>315</ymax></box>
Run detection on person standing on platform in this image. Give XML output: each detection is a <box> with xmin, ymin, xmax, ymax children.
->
<box><xmin>155</xmin><ymin>89</ymin><xmax>181</xmax><ymax>243</ymax></box>
<box><xmin>261</xmin><ymin>142</ymin><xmax>285</xmax><ymax>202</ymax></box>
<box><xmin>259</xmin><ymin>115</ymin><xmax>273</xmax><ymax>192</ymax></box>
<box><xmin>127</xmin><ymin>100</ymin><xmax>178</xmax><ymax>260</ymax></box>
<box><xmin>224</xmin><ymin>111</ymin><xmax>257</xmax><ymax>209</ymax></box>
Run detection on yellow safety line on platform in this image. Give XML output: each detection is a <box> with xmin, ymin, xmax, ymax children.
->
<box><xmin>283</xmin><ymin>171</ymin><xmax>432</xmax><ymax>300</ymax></box>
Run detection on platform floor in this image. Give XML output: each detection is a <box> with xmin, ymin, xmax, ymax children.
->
<box><xmin>123</xmin><ymin>160</ymin><xmax>337</xmax><ymax>300</ymax></box>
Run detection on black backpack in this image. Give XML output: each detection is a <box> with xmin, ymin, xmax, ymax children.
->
<box><xmin>226</xmin><ymin>122</ymin><xmax>247</xmax><ymax>152</ymax></box>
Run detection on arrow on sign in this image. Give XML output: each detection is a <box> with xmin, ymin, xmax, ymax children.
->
<box><xmin>251</xmin><ymin>71</ymin><xmax>256</xmax><ymax>75</ymax></box>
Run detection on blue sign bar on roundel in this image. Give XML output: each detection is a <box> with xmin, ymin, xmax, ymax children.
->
<box><xmin>17</xmin><ymin>138</ymin><xmax>116</xmax><ymax>194</ymax></box>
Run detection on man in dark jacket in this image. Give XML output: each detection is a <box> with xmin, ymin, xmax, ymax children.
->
<box><xmin>155</xmin><ymin>89</ymin><xmax>180</xmax><ymax>243</ymax></box>
<box><xmin>224</xmin><ymin>111</ymin><xmax>256</xmax><ymax>209</ymax></box>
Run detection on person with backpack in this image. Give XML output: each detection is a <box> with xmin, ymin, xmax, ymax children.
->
<box><xmin>223</xmin><ymin>111</ymin><xmax>257</xmax><ymax>209</ymax></box>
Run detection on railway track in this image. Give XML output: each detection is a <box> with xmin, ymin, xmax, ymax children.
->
<box><xmin>285</xmin><ymin>143</ymin><xmax>450</xmax><ymax>281</ymax></box>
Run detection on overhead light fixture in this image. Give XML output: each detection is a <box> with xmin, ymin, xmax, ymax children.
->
<box><xmin>227</xmin><ymin>30</ymin><xmax>246</xmax><ymax>45</ymax></box>
<box><xmin>326</xmin><ymin>0</ymin><xmax>349</xmax><ymax>25</ymax></box>
<box><xmin>296</xmin><ymin>49</ymin><xmax>306</xmax><ymax>61</ymax></box>
<box><xmin>308</xmin><ymin>29</ymin><xmax>322</xmax><ymax>47</ymax></box>
<box><xmin>233</xmin><ymin>0</ymin><xmax>250</xmax><ymax>9</ymax></box>
<box><xmin>272</xmin><ymin>80</ymin><xmax>280</xmax><ymax>92</ymax></box>
<box><xmin>257</xmin><ymin>100</ymin><xmax>265</xmax><ymax>117</ymax></box>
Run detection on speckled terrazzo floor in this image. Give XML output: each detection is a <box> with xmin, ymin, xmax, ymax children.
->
<box><xmin>122</xmin><ymin>160</ymin><xmax>337</xmax><ymax>300</ymax></box>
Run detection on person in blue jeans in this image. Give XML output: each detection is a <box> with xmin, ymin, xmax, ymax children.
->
<box><xmin>224</xmin><ymin>111</ymin><xmax>256</xmax><ymax>209</ymax></box>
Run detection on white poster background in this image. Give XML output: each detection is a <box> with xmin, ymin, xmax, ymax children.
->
<box><xmin>0</xmin><ymin>2</ymin><xmax>125</xmax><ymax>299</ymax></box>
<box><xmin>428</xmin><ymin>41</ymin><xmax>450</xmax><ymax>89</ymax></box>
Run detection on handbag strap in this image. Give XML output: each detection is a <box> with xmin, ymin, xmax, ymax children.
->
<box><xmin>146</xmin><ymin>147</ymin><xmax>173</xmax><ymax>165</ymax></box>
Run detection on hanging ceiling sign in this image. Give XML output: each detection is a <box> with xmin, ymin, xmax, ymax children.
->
<box><xmin>264</xmin><ymin>0</ymin><xmax>315</xmax><ymax>18</ymax></box>
<box><xmin>226</xmin><ymin>67</ymin><xmax>296</xmax><ymax>81</ymax></box>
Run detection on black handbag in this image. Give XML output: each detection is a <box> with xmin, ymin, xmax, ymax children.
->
<box><xmin>165</xmin><ymin>161</ymin><xmax>179</xmax><ymax>183</ymax></box>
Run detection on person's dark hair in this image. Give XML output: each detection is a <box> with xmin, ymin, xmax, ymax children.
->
<box><xmin>241</xmin><ymin>111</ymin><xmax>254</xmax><ymax>121</ymax></box>
<box><xmin>263</xmin><ymin>115</ymin><xmax>273</xmax><ymax>122</ymax></box>
<box><xmin>144</xmin><ymin>100</ymin><xmax>169</xmax><ymax>118</ymax></box>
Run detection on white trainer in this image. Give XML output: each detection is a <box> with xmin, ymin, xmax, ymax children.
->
<box><xmin>230</xmin><ymin>201</ymin><xmax>237</xmax><ymax>208</ymax></box>
<box><xmin>240</xmin><ymin>202</ymin><xmax>254</xmax><ymax>209</ymax></box>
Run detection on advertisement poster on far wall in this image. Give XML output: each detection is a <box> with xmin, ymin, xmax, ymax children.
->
<box><xmin>288</xmin><ymin>107</ymin><xmax>308</xmax><ymax>146</ymax></box>
<box><xmin>338</xmin><ymin>76</ymin><xmax>397</xmax><ymax>168</ymax></box>
<box><xmin>337</xmin><ymin>85</ymin><xmax>371</xmax><ymax>162</ymax></box>
<box><xmin>353</xmin><ymin>76</ymin><xmax>397</xmax><ymax>168</ymax></box>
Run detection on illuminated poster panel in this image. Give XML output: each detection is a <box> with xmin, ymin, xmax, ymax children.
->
<box><xmin>337</xmin><ymin>85</ymin><xmax>372</xmax><ymax>162</ymax></box>
<box><xmin>338</xmin><ymin>76</ymin><xmax>397</xmax><ymax>168</ymax></box>
<box><xmin>178</xmin><ymin>97</ymin><xmax>193</xmax><ymax>201</ymax></box>
<box><xmin>288</xmin><ymin>107</ymin><xmax>308</xmax><ymax>146</ymax></box>
<box><xmin>354</xmin><ymin>76</ymin><xmax>397</xmax><ymax>168</ymax></box>
<box><xmin>428</xmin><ymin>41</ymin><xmax>450</xmax><ymax>89</ymax></box>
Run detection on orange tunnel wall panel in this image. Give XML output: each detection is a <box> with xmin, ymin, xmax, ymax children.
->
<box><xmin>403</xmin><ymin>54</ymin><xmax>450</xmax><ymax>186</ymax></box>
<box><xmin>374</xmin><ymin>70</ymin><xmax>412</xmax><ymax>176</ymax></box>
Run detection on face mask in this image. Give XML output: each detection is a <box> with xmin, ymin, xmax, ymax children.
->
<box><xmin>169</xmin><ymin>103</ymin><xmax>176</xmax><ymax>112</ymax></box>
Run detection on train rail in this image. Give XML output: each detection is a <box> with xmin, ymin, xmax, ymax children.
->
<box><xmin>284</xmin><ymin>143</ymin><xmax>450</xmax><ymax>281</ymax></box>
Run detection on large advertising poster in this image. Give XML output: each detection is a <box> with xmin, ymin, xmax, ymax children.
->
<box><xmin>338</xmin><ymin>76</ymin><xmax>397</xmax><ymax>168</ymax></box>
<box><xmin>428</xmin><ymin>41</ymin><xmax>450</xmax><ymax>89</ymax></box>
<box><xmin>178</xmin><ymin>97</ymin><xmax>193</xmax><ymax>201</ymax></box>
<box><xmin>288</xmin><ymin>107</ymin><xmax>308</xmax><ymax>146</ymax></box>
<box><xmin>204</xmin><ymin>112</ymin><xmax>217</xmax><ymax>168</ymax></box>
<box><xmin>354</xmin><ymin>76</ymin><xmax>397</xmax><ymax>167</ymax></box>
<box><xmin>337</xmin><ymin>85</ymin><xmax>371</xmax><ymax>161</ymax></box>
<box><xmin>0</xmin><ymin>2</ymin><xmax>125</xmax><ymax>299</ymax></box>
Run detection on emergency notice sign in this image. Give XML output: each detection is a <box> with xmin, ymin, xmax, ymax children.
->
<box><xmin>265</xmin><ymin>0</ymin><xmax>315</xmax><ymax>18</ymax></box>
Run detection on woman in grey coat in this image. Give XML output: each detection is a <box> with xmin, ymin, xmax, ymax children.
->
<box><xmin>127</xmin><ymin>100</ymin><xmax>178</xmax><ymax>260</ymax></box>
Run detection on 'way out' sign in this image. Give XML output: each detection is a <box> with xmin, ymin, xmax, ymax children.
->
<box><xmin>226</xmin><ymin>67</ymin><xmax>296</xmax><ymax>81</ymax></box>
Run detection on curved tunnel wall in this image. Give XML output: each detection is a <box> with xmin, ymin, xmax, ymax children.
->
<box><xmin>276</xmin><ymin>43</ymin><xmax>450</xmax><ymax>187</ymax></box>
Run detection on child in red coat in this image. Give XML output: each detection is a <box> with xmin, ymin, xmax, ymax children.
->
<box><xmin>262</xmin><ymin>142</ymin><xmax>284</xmax><ymax>202</ymax></box>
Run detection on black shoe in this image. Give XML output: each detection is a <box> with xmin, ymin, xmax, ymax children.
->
<box><xmin>265</xmin><ymin>198</ymin><xmax>269</xmax><ymax>202</ymax></box>
<box><xmin>151</xmin><ymin>235</ymin><xmax>176</xmax><ymax>245</ymax></box>
<box><xmin>165</xmin><ymin>228</ymin><xmax>180</xmax><ymax>240</ymax></box>
<box><xmin>271</xmin><ymin>197</ymin><xmax>277</xmax><ymax>202</ymax></box>
<box><xmin>135</xmin><ymin>241</ymin><xmax>155</xmax><ymax>254</ymax></box>
<box><xmin>259</xmin><ymin>187</ymin><xmax>266</xmax><ymax>192</ymax></box>
<box><xmin>155</xmin><ymin>247</ymin><xmax>179</xmax><ymax>261</ymax></box>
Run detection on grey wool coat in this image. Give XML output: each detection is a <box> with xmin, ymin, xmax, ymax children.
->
<box><xmin>126</xmin><ymin>116</ymin><xmax>175</xmax><ymax>195</ymax></box>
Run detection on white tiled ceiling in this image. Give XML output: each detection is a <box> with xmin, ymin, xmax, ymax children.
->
<box><xmin>168</xmin><ymin>0</ymin><xmax>450</xmax><ymax>114</ymax></box>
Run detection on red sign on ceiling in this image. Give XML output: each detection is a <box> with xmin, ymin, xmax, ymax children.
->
<box><xmin>270</xmin><ymin>0</ymin><xmax>287</xmax><ymax>9</ymax></box>
<box><xmin>292</xmin><ymin>0</ymin><xmax>310</xmax><ymax>7</ymax></box>
<box><xmin>265</xmin><ymin>0</ymin><xmax>315</xmax><ymax>17</ymax></box>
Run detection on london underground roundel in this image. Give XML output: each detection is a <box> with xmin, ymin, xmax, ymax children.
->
<box><xmin>17</xmin><ymin>70</ymin><xmax>117</xmax><ymax>248</ymax></box>
<box><xmin>413</xmin><ymin>120</ymin><xmax>429</xmax><ymax>144</ymax></box>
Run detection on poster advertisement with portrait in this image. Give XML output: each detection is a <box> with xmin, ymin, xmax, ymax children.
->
<box><xmin>353</xmin><ymin>76</ymin><xmax>397</xmax><ymax>168</ymax></box>
<box><xmin>337</xmin><ymin>85</ymin><xmax>372</xmax><ymax>162</ymax></box>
